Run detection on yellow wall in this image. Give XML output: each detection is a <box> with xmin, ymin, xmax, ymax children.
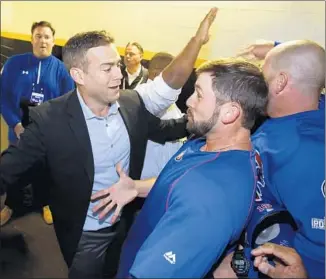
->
<box><xmin>1</xmin><ymin>117</ymin><xmax>9</xmax><ymax>152</ymax></box>
<box><xmin>1</xmin><ymin>1</ymin><xmax>325</xmax><ymax>59</ymax></box>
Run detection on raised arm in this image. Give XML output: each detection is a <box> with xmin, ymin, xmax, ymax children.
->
<box><xmin>137</xmin><ymin>7</ymin><xmax>218</xmax><ymax>116</ymax></box>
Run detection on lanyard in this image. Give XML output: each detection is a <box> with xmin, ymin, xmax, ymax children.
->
<box><xmin>32</xmin><ymin>60</ymin><xmax>44</xmax><ymax>93</ymax></box>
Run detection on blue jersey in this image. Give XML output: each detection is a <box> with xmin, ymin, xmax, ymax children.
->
<box><xmin>1</xmin><ymin>53</ymin><xmax>75</xmax><ymax>143</ymax></box>
<box><xmin>117</xmin><ymin>138</ymin><xmax>257</xmax><ymax>278</ymax></box>
<box><xmin>250</xmin><ymin>109</ymin><xmax>325</xmax><ymax>278</ymax></box>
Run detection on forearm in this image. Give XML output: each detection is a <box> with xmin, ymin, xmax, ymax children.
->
<box><xmin>162</xmin><ymin>36</ymin><xmax>203</xmax><ymax>89</ymax></box>
<box><xmin>135</xmin><ymin>177</ymin><xmax>156</xmax><ymax>198</ymax></box>
<box><xmin>148</xmin><ymin>114</ymin><xmax>188</xmax><ymax>144</ymax></box>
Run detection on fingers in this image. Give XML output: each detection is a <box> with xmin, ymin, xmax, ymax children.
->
<box><xmin>201</xmin><ymin>7</ymin><xmax>218</xmax><ymax>28</ymax></box>
<box><xmin>98</xmin><ymin>200</ymin><xmax>117</xmax><ymax>220</ymax></box>
<box><xmin>253</xmin><ymin>255</ymin><xmax>264</xmax><ymax>267</ymax></box>
<box><xmin>252</xmin><ymin>243</ymin><xmax>297</xmax><ymax>266</ymax></box>
<box><xmin>92</xmin><ymin>197</ymin><xmax>121</xmax><ymax>221</ymax></box>
<box><xmin>92</xmin><ymin>195</ymin><xmax>112</xmax><ymax>213</ymax></box>
<box><xmin>256</xmin><ymin>261</ymin><xmax>278</xmax><ymax>278</ymax></box>
<box><xmin>116</xmin><ymin>162</ymin><xmax>122</xmax><ymax>174</ymax></box>
<box><xmin>110</xmin><ymin>204</ymin><xmax>122</xmax><ymax>224</ymax></box>
<box><xmin>236</xmin><ymin>46</ymin><xmax>254</xmax><ymax>57</ymax></box>
<box><xmin>91</xmin><ymin>188</ymin><xmax>110</xmax><ymax>201</ymax></box>
<box><xmin>207</xmin><ymin>7</ymin><xmax>218</xmax><ymax>23</ymax></box>
<box><xmin>116</xmin><ymin>162</ymin><xmax>126</xmax><ymax>178</ymax></box>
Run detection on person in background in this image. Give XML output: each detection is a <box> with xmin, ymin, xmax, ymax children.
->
<box><xmin>0</xmin><ymin>21</ymin><xmax>75</xmax><ymax>227</ymax></box>
<box><xmin>120</xmin><ymin>42</ymin><xmax>148</xmax><ymax>89</ymax></box>
<box><xmin>139</xmin><ymin>52</ymin><xmax>185</xmax><ymax>180</ymax></box>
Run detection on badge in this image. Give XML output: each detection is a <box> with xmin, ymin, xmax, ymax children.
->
<box><xmin>30</xmin><ymin>92</ymin><xmax>44</xmax><ymax>104</ymax></box>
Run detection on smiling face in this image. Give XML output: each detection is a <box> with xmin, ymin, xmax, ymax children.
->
<box><xmin>81</xmin><ymin>44</ymin><xmax>123</xmax><ymax>105</ymax></box>
<box><xmin>31</xmin><ymin>26</ymin><xmax>55</xmax><ymax>58</ymax></box>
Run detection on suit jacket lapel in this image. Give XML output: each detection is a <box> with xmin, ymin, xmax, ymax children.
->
<box><xmin>119</xmin><ymin>104</ymin><xmax>136</xmax><ymax>145</ymax></box>
<box><xmin>66</xmin><ymin>90</ymin><xmax>94</xmax><ymax>185</ymax></box>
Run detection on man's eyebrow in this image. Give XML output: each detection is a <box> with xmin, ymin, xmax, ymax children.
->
<box><xmin>101</xmin><ymin>59</ymin><xmax>121</xmax><ymax>66</ymax></box>
<box><xmin>195</xmin><ymin>84</ymin><xmax>202</xmax><ymax>90</ymax></box>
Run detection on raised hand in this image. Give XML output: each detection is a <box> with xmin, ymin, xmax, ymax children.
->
<box><xmin>195</xmin><ymin>7</ymin><xmax>218</xmax><ymax>45</ymax></box>
<box><xmin>91</xmin><ymin>163</ymin><xmax>138</xmax><ymax>224</ymax></box>
<box><xmin>237</xmin><ymin>40</ymin><xmax>275</xmax><ymax>60</ymax></box>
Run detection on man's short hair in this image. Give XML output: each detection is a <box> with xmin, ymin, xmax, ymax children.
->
<box><xmin>62</xmin><ymin>30</ymin><xmax>115</xmax><ymax>72</ymax></box>
<box><xmin>196</xmin><ymin>58</ymin><xmax>268</xmax><ymax>129</ymax></box>
<box><xmin>31</xmin><ymin>21</ymin><xmax>55</xmax><ymax>36</ymax></box>
<box><xmin>126</xmin><ymin>42</ymin><xmax>144</xmax><ymax>55</ymax></box>
<box><xmin>148</xmin><ymin>52</ymin><xmax>174</xmax><ymax>79</ymax></box>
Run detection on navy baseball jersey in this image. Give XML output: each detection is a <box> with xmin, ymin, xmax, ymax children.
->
<box><xmin>117</xmin><ymin>138</ymin><xmax>257</xmax><ymax>278</ymax></box>
<box><xmin>250</xmin><ymin>109</ymin><xmax>325</xmax><ymax>278</ymax></box>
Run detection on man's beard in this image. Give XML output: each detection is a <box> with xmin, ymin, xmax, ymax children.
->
<box><xmin>186</xmin><ymin>107</ymin><xmax>220</xmax><ymax>137</ymax></box>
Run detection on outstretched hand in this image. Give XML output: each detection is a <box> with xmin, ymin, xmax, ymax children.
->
<box><xmin>251</xmin><ymin>243</ymin><xmax>308</xmax><ymax>279</ymax></box>
<box><xmin>91</xmin><ymin>163</ymin><xmax>138</xmax><ymax>224</ymax></box>
<box><xmin>195</xmin><ymin>7</ymin><xmax>218</xmax><ymax>45</ymax></box>
<box><xmin>237</xmin><ymin>40</ymin><xmax>275</xmax><ymax>60</ymax></box>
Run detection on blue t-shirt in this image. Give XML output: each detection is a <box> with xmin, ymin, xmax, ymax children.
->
<box><xmin>250</xmin><ymin>109</ymin><xmax>325</xmax><ymax>278</ymax></box>
<box><xmin>117</xmin><ymin>138</ymin><xmax>257</xmax><ymax>278</ymax></box>
<box><xmin>1</xmin><ymin>53</ymin><xmax>75</xmax><ymax>143</ymax></box>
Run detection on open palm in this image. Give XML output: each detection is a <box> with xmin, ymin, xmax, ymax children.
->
<box><xmin>91</xmin><ymin>163</ymin><xmax>138</xmax><ymax>224</ymax></box>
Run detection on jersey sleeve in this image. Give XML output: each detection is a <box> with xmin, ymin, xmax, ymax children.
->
<box><xmin>129</xmin><ymin>173</ymin><xmax>234</xmax><ymax>278</ymax></box>
<box><xmin>1</xmin><ymin>58</ymin><xmax>21</xmax><ymax>127</ymax></box>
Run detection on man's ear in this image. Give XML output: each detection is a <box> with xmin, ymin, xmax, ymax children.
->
<box><xmin>220</xmin><ymin>103</ymin><xmax>241</xmax><ymax>125</ymax></box>
<box><xmin>70</xmin><ymin>68</ymin><xmax>85</xmax><ymax>85</ymax></box>
<box><xmin>276</xmin><ymin>72</ymin><xmax>288</xmax><ymax>94</ymax></box>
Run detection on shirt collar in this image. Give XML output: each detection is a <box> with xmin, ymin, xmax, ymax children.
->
<box><xmin>127</xmin><ymin>64</ymin><xmax>142</xmax><ymax>78</ymax></box>
<box><xmin>31</xmin><ymin>53</ymin><xmax>53</xmax><ymax>62</ymax></box>
<box><xmin>76</xmin><ymin>89</ymin><xmax>120</xmax><ymax>120</ymax></box>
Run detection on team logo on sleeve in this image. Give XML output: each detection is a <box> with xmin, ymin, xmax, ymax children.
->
<box><xmin>321</xmin><ymin>180</ymin><xmax>325</xmax><ymax>198</ymax></box>
<box><xmin>254</xmin><ymin>150</ymin><xmax>266</xmax><ymax>202</ymax></box>
<box><xmin>163</xmin><ymin>251</ymin><xmax>176</xmax><ymax>264</ymax></box>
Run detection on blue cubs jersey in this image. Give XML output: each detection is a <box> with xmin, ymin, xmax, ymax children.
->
<box><xmin>250</xmin><ymin>109</ymin><xmax>325</xmax><ymax>278</ymax></box>
<box><xmin>117</xmin><ymin>138</ymin><xmax>257</xmax><ymax>278</ymax></box>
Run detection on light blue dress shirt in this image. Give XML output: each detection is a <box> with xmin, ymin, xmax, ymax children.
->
<box><xmin>77</xmin><ymin>74</ymin><xmax>181</xmax><ymax>231</ymax></box>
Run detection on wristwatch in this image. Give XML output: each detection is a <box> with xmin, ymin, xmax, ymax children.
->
<box><xmin>231</xmin><ymin>249</ymin><xmax>250</xmax><ymax>278</ymax></box>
